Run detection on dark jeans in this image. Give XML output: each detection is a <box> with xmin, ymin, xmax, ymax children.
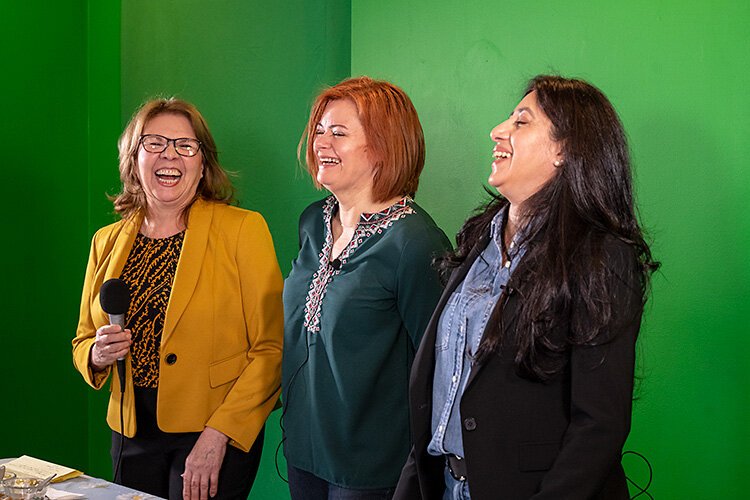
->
<box><xmin>111</xmin><ymin>387</ymin><xmax>264</xmax><ymax>499</ymax></box>
<box><xmin>287</xmin><ymin>465</ymin><xmax>395</xmax><ymax>500</ymax></box>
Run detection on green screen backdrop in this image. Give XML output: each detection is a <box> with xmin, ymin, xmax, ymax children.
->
<box><xmin>1</xmin><ymin>0</ymin><xmax>91</xmax><ymax>472</ymax></box>
<box><xmin>3</xmin><ymin>1</ymin><xmax>747</xmax><ymax>499</ymax></box>
<box><xmin>116</xmin><ymin>1</ymin><xmax>351</xmax><ymax>498</ymax></box>
<box><xmin>351</xmin><ymin>1</ymin><xmax>749</xmax><ymax>498</ymax></box>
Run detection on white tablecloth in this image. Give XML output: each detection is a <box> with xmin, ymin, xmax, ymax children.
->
<box><xmin>1</xmin><ymin>459</ymin><xmax>163</xmax><ymax>499</ymax></box>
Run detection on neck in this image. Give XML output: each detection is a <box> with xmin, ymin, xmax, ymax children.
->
<box><xmin>141</xmin><ymin>206</ymin><xmax>186</xmax><ymax>238</ymax></box>
<box><xmin>505</xmin><ymin>203</ymin><xmax>522</xmax><ymax>245</ymax></box>
<box><xmin>334</xmin><ymin>191</ymin><xmax>404</xmax><ymax>228</ymax></box>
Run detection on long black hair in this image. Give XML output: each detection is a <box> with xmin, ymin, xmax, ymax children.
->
<box><xmin>439</xmin><ymin>75</ymin><xmax>659</xmax><ymax>381</ymax></box>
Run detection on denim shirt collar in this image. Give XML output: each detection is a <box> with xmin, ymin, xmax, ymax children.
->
<box><xmin>489</xmin><ymin>206</ymin><xmax>521</xmax><ymax>257</ymax></box>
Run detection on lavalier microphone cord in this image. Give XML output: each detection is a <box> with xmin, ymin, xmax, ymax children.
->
<box><xmin>623</xmin><ymin>450</ymin><xmax>653</xmax><ymax>499</ymax></box>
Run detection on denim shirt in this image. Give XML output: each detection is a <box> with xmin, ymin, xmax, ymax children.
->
<box><xmin>428</xmin><ymin>208</ymin><xmax>524</xmax><ymax>458</ymax></box>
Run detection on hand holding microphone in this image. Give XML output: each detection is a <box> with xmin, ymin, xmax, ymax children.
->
<box><xmin>90</xmin><ymin>324</ymin><xmax>132</xmax><ymax>370</ymax></box>
<box><xmin>91</xmin><ymin>279</ymin><xmax>131</xmax><ymax>390</ymax></box>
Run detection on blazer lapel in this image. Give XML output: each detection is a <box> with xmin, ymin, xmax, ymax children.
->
<box><xmin>87</xmin><ymin>215</ymin><xmax>142</xmax><ymax>328</ymax></box>
<box><xmin>107</xmin><ymin>215</ymin><xmax>142</xmax><ymax>280</ymax></box>
<box><xmin>162</xmin><ymin>199</ymin><xmax>213</xmax><ymax>345</ymax></box>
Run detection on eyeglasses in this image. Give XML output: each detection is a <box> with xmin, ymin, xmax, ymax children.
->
<box><xmin>139</xmin><ymin>134</ymin><xmax>202</xmax><ymax>157</ymax></box>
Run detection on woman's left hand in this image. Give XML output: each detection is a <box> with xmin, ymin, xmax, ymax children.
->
<box><xmin>182</xmin><ymin>426</ymin><xmax>229</xmax><ymax>499</ymax></box>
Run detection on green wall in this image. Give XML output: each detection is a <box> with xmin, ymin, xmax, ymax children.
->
<box><xmin>85</xmin><ymin>0</ymin><xmax>123</xmax><ymax>478</ymax></box>
<box><xmin>116</xmin><ymin>1</ymin><xmax>351</xmax><ymax>498</ymax></box>
<box><xmin>352</xmin><ymin>1</ymin><xmax>749</xmax><ymax>497</ymax></box>
<box><xmin>5</xmin><ymin>1</ymin><xmax>748</xmax><ymax>499</ymax></box>
<box><xmin>0</xmin><ymin>0</ymin><xmax>91</xmax><ymax>471</ymax></box>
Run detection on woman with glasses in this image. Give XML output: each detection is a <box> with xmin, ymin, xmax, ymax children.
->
<box><xmin>72</xmin><ymin>98</ymin><xmax>283</xmax><ymax>499</ymax></box>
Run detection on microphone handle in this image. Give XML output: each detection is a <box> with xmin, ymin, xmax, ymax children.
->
<box><xmin>108</xmin><ymin>313</ymin><xmax>126</xmax><ymax>361</ymax></box>
<box><xmin>108</xmin><ymin>313</ymin><xmax>127</xmax><ymax>394</ymax></box>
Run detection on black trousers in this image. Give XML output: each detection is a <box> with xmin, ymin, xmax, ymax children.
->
<box><xmin>111</xmin><ymin>387</ymin><xmax>264</xmax><ymax>499</ymax></box>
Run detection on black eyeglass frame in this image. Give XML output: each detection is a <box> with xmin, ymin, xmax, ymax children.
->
<box><xmin>139</xmin><ymin>134</ymin><xmax>203</xmax><ymax>157</ymax></box>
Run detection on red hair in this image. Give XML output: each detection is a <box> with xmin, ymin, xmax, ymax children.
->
<box><xmin>300</xmin><ymin>76</ymin><xmax>425</xmax><ymax>202</ymax></box>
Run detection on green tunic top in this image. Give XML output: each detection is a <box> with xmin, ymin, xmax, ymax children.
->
<box><xmin>282</xmin><ymin>195</ymin><xmax>450</xmax><ymax>489</ymax></box>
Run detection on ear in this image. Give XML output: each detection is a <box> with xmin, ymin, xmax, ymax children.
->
<box><xmin>552</xmin><ymin>144</ymin><xmax>565</xmax><ymax>168</ymax></box>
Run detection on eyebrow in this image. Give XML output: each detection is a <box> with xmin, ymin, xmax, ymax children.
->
<box><xmin>316</xmin><ymin>122</ymin><xmax>350</xmax><ymax>129</ymax></box>
<box><xmin>509</xmin><ymin>107</ymin><xmax>535</xmax><ymax>118</ymax></box>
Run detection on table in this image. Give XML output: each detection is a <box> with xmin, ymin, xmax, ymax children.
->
<box><xmin>1</xmin><ymin>459</ymin><xmax>162</xmax><ymax>499</ymax></box>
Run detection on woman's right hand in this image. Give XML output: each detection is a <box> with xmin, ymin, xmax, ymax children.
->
<box><xmin>90</xmin><ymin>324</ymin><xmax>132</xmax><ymax>371</ymax></box>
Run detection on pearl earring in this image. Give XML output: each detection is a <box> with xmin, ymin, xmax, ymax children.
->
<box><xmin>554</xmin><ymin>160</ymin><xmax>563</xmax><ymax>167</ymax></box>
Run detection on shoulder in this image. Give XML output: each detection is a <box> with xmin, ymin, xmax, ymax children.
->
<box><xmin>92</xmin><ymin>219</ymin><xmax>125</xmax><ymax>238</ymax></box>
<box><xmin>203</xmin><ymin>201</ymin><xmax>271</xmax><ymax>237</ymax></box>
<box><xmin>595</xmin><ymin>234</ymin><xmax>644</xmax><ymax>308</ymax></box>
<box><xmin>91</xmin><ymin>217</ymin><xmax>134</xmax><ymax>245</ymax></box>
<box><xmin>299</xmin><ymin>197</ymin><xmax>330</xmax><ymax>225</ymax></box>
<box><xmin>208</xmin><ymin>200</ymin><xmax>262</xmax><ymax>223</ymax></box>
<box><xmin>391</xmin><ymin>201</ymin><xmax>451</xmax><ymax>260</ymax></box>
<box><xmin>598</xmin><ymin>235</ymin><xmax>639</xmax><ymax>277</ymax></box>
<box><xmin>402</xmin><ymin>201</ymin><xmax>451</xmax><ymax>248</ymax></box>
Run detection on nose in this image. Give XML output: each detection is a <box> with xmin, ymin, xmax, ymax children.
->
<box><xmin>490</xmin><ymin>118</ymin><xmax>512</xmax><ymax>142</ymax></box>
<box><xmin>160</xmin><ymin>140</ymin><xmax>180</xmax><ymax>159</ymax></box>
<box><xmin>314</xmin><ymin>131</ymin><xmax>332</xmax><ymax>150</ymax></box>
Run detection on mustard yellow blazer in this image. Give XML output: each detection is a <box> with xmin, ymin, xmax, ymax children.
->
<box><xmin>72</xmin><ymin>199</ymin><xmax>283</xmax><ymax>452</ymax></box>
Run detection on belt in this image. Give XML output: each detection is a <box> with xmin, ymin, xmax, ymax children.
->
<box><xmin>446</xmin><ymin>454</ymin><xmax>467</xmax><ymax>481</ymax></box>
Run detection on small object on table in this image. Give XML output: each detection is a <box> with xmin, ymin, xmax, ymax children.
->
<box><xmin>1</xmin><ymin>476</ymin><xmax>48</xmax><ymax>499</ymax></box>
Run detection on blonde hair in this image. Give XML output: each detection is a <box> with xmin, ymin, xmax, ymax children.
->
<box><xmin>113</xmin><ymin>97</ymin><xmax>235</xmax><ymax>220</ymax></box>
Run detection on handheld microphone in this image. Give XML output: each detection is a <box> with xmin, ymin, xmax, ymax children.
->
<box><xmin>100</xmin><ymin>278</ymin><xmax>131</xmax><ymax>393</ymax></box>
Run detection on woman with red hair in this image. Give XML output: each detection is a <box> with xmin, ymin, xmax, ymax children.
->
<box><xmin>282</xmin><ymin>77</ymin><xmax>450</xmax><ymax>499</ymax></box>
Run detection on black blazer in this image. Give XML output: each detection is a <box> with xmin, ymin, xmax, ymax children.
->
<box><xmin>394</xmin><ymin>232</ymin><xmax>643</xmax><ymax>500</ymax></box>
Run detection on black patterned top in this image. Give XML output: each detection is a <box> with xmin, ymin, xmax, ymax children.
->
<box><xmin>120</xmin><ymin>231</ymin><xmax>184</xmax><ymax>388</ymax></box>
<box><xmin>282</xmin><ymin>196</ymin><xmax>451</xmax><ymax>488</ymax></box>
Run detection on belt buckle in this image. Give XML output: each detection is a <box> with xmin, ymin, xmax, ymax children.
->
<box><xmin>447</xmin><ymin>454</ymin><xmax>466</xmax><ymax>482</ymax></box>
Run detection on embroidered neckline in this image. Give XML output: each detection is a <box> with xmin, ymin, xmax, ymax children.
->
<box><xmin>302</xmin><ymin>196</ymin><xmax>415</xmax><ymax>333</ymax></box>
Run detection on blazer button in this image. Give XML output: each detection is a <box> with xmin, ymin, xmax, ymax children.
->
<box><xmin>165</xmin><ymin>353</ymin><xmax>177</xmax><ymax>365</ymax></box>
<box><xmin>463</xmin><ymin>417</ymin><xmax>477</xmax><ymax>431</ymax></box>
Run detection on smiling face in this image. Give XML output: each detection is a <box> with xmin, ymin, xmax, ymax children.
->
<box><xmin>136</xmin><ymin>112</ymin><xmax>204</xmax><ymax>215</ymax></box>
<box><xmin>313</xmin><ymin>98</ymin><xmax>375</xmax><ymax>200</ymax></box>
<box><xmin>489</xmin><ymin>91</ymin><xmax>562</xmax><ymax>206</ymax></box>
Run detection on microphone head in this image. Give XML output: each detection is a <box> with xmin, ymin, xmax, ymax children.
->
<box><xmin>100</xmin><ymin>278</ymin><xmax>131</xmax><ymax>315</ymax></box>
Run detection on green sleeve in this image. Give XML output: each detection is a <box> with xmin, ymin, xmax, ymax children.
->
<box><xmin>395</xmin><ymin>227</ymin><xmax>451</xmax><ymax>349</ymax></box>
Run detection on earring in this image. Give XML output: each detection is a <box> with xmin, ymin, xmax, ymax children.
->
<box><xmin>554</xmin><ymin>160</ymin><xmax>563</xmax><ymax>167</ymax></box>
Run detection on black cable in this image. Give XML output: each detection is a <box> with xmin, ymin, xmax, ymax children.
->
<box><xmin>274</xmin><ymin>333</ymin><xmax>312</xmax><ymax>483</ymax></box>
<box><xmin>623</xmin><ymin>450</ymin><xmax>653</xmax><ymax>499</ymax></box>
<box><xmin>113</xmin><ymin>362</ymin><xmax>126</xmax><ymax>484</ymax></box>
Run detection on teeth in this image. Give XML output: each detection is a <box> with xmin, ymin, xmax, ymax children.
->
<box><xmin>156</xmin><ymin>168</ymin><xmax>181</xmax><ymax>176</ymax></box>
<box><xmin>493</xmin><ymin>151</ymin><xmax>512</xmax><ymax>160</ymax></box>
<box><xmin>319</xmin><ymin>157</ymin><xmax>341</xmax><ymax>165</ymax></box>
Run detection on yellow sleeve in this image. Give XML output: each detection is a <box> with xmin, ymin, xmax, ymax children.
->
<box><xmin>71</xmin><ymin>230</ymin><xmax>111</xmax><ymax>389</ymax></box>
<box><xmin>205</xmin><ymin>211</ymin><xmax>284</xmax><ymax>451</ymax></box>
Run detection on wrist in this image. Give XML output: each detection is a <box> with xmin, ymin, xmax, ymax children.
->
<box><xmin>89</xmin><ymin>344</ymin><xmax>106</xmax><ymax>372</ymax></box>
<box><xmin>204</xmin><ymin>426</ymin><xmax>230</xmax><ymax>444</ymax></box>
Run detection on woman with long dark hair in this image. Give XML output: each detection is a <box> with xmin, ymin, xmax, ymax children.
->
<box><xmin>395</xmin><ymin>75</ymin><xmax>658</xmax><ymax>499</ymax></box>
